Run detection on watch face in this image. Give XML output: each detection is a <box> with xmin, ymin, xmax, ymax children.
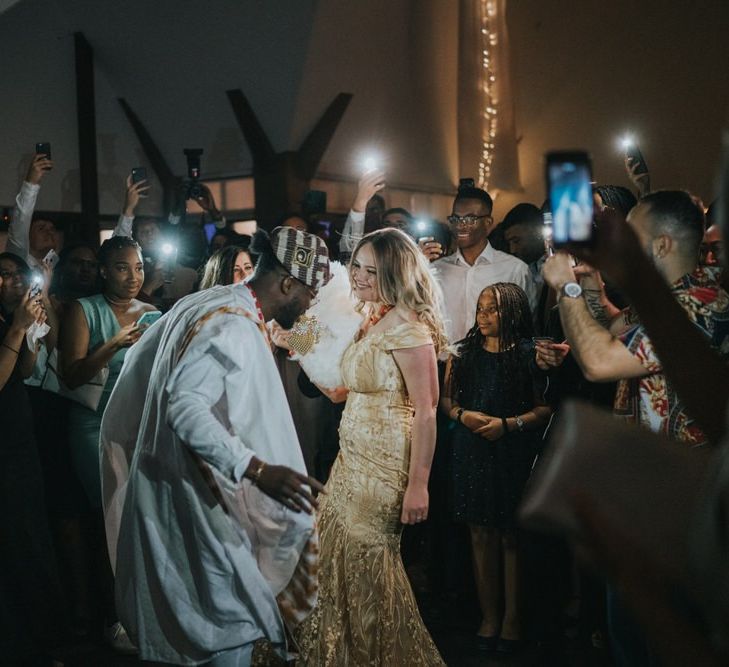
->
<box><xmin>563</xmin><ymin>282</ymin><xmax>582</xmax><ymax>298</ymax></box>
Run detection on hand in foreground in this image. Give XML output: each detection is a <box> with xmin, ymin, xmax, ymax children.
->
<box><xmin>535</xmin><ymin>341</ymin><xmax>570</xmax><ymax>370</ymax></box>
<box><xmin>461</xmin><ymin>410</ymin><xmax>492</xmax><ymax>433</ymax></box>
<box><xmin>123</xmin><ymin>175</ymin><xmax>150</xmax><ymax>216</ymax></box>
<box><xmin>474</xmin><ymin>417</ymin><xmax>505</xmax><ymax>441</ymax></box>
<box><xmin>13</xmin><ymin>290</ymin><xmax>44</xmax><ymax>331</ymax></box>
<box><xmin>418</xmin><ymin>239</ymin><xmax>443</xmax><ymax>262</ymax></box>
<box><xmin>353</xmin><ymin>169</ymin><xmax>386</xmax><ymax>212</ymax></box>
<box><xmin>255</xmin><ymin>463</ymin><xmax>325</xmax><ymax>514</ymax></box>
<box><xmin>571</xmin><ymin>490</ymin><xmax>721</xmax><ymax>667</ymax></box>
<box><xmin>26</xmin><ymin>154</ymin><xmax>53</xmax><ymax>184</ymax></box>
<box><xmin>193</xmin><ymin>184</ymin><xmax>220</xmax><ymax>216</ymax></box>
<box><xmin>269</xmin><ymin>321</ymin><xmax>292</xmax><ymax>350</ymax></box>
<box><xmin>564</xmin><ymin>207</ymin><xmax>645</xmax><ymax>289</ymax></box>
<box><xmin>111</xmin><ymin>322</ymin><xmax>141</xmax><ymax>350</ymax></box>
<box><xmin>624</xmin><ymin>156</ymin><xmax>650</xmax><ymax>197</ymax></box>
<box><xmin>314</xmin><ymin>383</ymin><xmax>349</xmax><ymax>404</ymax></box>
<box><xmin>542</xmin><ymin>252</ymin><xmax>578</xmax><ymax>291</ymax></box>
<box><xmin>401</xmin><ymin>483</ymin><xmax>429</xmax><ymax>524</ymax></box>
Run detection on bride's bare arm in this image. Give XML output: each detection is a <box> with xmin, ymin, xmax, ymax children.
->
<box><xmin>392</xmin><ymin>343</ymin><xmax>438</xmax><ymax>525</ymax></box>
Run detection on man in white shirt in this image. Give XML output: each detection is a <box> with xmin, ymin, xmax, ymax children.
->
<box><xmin>432</xmin><ymin>186</ymin><xmax>535</xmax><ymax>342</ymax></box>
<box><xmin>6</xmin><ymin>153</ymin><xmax>58</xmax><ymax>269</ymax></box>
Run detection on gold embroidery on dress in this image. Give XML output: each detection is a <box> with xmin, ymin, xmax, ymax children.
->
<box><xmin>296</xmin><ymin>322</ymin><xmax>444</xmax><ymax>665</ymax></box>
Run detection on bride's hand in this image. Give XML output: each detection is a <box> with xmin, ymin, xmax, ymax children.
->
<box><xmin>401</xmin><ymin>483</ymin><xmax>429</xmax><ymax>524</ymax></box>
<box><xmin>314</xmin><ymin>383</ymin><xmax>349</xmax><ymax>404</ymax></box>
<box><xmin>269</xmin><ymin>320</ymin><xmax>292</xmax><ymax>350</ymax></box>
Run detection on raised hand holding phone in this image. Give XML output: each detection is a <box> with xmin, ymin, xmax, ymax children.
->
<box><xmin>27</xmin><ymin>152</ymin><xmax>53</xmax><ymax>184</ymax></box>
<box><xmin>353</xmin><ymin>168</ymin><xmax>386</xmax><ymax>212</ymax></box>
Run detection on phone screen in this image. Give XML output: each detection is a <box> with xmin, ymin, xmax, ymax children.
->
<box><xmin>137</xmin><ymin>311</ymin><xmax>162</xmax><ymax>329</ymax></box>
<box><xmin>35</xmin><ymin>142</ymin><xmax>51</xmax><ymax>159</ymax></box>
<box><xmin>546</xmin><ymin>151</ymin><xmax>594</xmax><ymax>246</ymax></box>
<box><xmin>625</xmin><ymin>144</ymin><xmax>648</xmax><ymax>175</ymax></box>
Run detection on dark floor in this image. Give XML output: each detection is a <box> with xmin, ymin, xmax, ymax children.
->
<box><xmin>51</xmin><ymin>597</ymin><xmax>612</xmax><ymax>667</ymax></box>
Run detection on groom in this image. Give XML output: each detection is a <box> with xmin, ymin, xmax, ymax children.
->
<box><xmin>100</xmin><ymin>226</ymin><xmax>329</xmax><ymax>665</ymax></box>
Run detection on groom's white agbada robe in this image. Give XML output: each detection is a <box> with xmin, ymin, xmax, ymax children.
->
<box><xmin>100</xmin><ymin>283</ymin><xmax>316</xmax><ymax>665</ymax></box>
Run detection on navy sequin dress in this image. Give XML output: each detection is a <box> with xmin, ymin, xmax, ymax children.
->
<box><xmin>450</xmin><ymin>340</ymin><xmax>546</xmax><ymax>529</ymax></box>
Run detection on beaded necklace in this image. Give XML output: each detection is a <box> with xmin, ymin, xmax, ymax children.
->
<box><xmin>369</xmin><ymin>303</ymin><xmax>394</xmax><ymax>327</ymax></box>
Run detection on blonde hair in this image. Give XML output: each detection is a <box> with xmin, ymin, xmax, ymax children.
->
<box><xmin>350</xmin><ymin>228</ymin><xmax>449</xmax><ymax>354</ymax></box>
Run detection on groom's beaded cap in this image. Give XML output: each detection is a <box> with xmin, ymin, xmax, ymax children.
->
<box><xmin>271</xmin><ymin>226</ymin><xmax>331</xmax><ymax>290</ymax></box>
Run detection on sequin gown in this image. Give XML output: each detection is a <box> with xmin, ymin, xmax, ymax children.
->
<box><xmin>297</xmin><ymin>322</ymin><xmax>444</xmax><ymax>666</ymax></box>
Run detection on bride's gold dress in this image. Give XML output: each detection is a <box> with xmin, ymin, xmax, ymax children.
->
<box><xmin>296</xmin><ymin>322</ymin><xmax>445</xmax><ymax>666</ymax></box>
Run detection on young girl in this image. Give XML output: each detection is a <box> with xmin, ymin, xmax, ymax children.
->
<box><xmin>441</xmin><ymin>282</ymin><xmax>552</xmax><ymax>654</ymax></box>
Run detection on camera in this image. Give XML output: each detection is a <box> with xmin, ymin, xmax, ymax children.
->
<box><xmin>184</xmin><ymin>148</ymin><xmax>204</xmax><ymax>200</ymax></box>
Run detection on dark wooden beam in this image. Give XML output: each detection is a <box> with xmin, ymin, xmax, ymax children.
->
<box><xmin>73</xmin><ymin>32</ymin><xmax>100</xmax><ymax>247</ymax></box>
<box><xmin>226</xmin><ymin>89</ymin><xmax>276</xmax><ymax>168</ymax></box>
<box><xmin>226</xmin><ymin>90</ymin><xmax>352</xmax><ymax>228</ymax></box>
<box><xmin>295</xmin><ymin>93</ymin><xmax>352</xmax><ymax>180</ymax></box>
<box><xmin>118</xmin><ymin>98</ymin><xmax>178</xmax><ymax>215</ymax></box>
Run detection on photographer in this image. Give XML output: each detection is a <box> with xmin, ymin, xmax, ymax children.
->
<box><xmin>0</xmin><ymin>255</ymin><xmax>63</xmax><ymax>666</ymax></box>
<box><xmin>339</xmin><ymin>168</ymin><xmax>386</xmax><ymax>256</ymax></box>
<box><xmin>539</xmin><ymin>191</ymin><xmax>729</xmax><ymax>666</ymax></box>
<box><xmin>7</xmin><ymin>151</ymin><xmax>58</xmax><ymax>269</ymax></box>
<box><xmin>113</xmin><ymin>175</ymin><xmax>204</xmax><ymax>310</ymax></box>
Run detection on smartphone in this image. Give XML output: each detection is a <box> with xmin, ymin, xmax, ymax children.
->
<box><xmin>29</xmin><ymin>272</ymin><xmax>44</xmax><ymax>297</ymax></box>
<box><xmin>624</xmin><ymin>141</ymin><xmax>648</xmax><ymax>175</ymax></box>
<box><xmin>43</xmin><ymin>249</ymin><xmax>59</xmax><ymax>271</ymax></box>
<box><xmin>137</xmin><ymin>310</ymin><xmax>162</xmax><ymax>330</ymax></box>
<box><xmin>131</xmin><ymin>166</ymin><xmax>147</xmax><ymax>184</ymax></box>
<box><xmin>545</xmin><ymin>151</ymin><xmax>594</xmax><ymax>247</ymax></box>
<box><xmin>35</xmin><ymin>142</ymin><xmax>51</xmax><ymax>159</ymax></box>
<box><xmin>532</xmin><ymin>336</ymin><xmax>555</xmax><ymax>345</ymax></box>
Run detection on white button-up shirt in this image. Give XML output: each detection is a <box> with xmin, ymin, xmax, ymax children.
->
<box><xmin>433</xmin><ymin>243</ymin><xmax>536</xmax><ymax>342</ymax></box>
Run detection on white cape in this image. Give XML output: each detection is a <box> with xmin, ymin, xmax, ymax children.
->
<box><xmin>100</xmin><ymin>283</ymin><xmax>315</xmax><ymax>665</ymax></box>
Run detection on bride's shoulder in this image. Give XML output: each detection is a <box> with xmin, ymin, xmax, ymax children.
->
<box><xmin>391</xmin><ymin>306</ymin><xmax>419</xmax><ymax>326</ymax></box>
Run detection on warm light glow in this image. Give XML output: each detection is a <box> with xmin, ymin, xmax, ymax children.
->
<box><xmin>362</xmin><ymin>156</ymin><xmax>379</xmax><ymax>172</ymax></box>
<box><xmin>478</xmin><ymin>0</ymin><xmax>498</xmax><ymax>189</ymax></box>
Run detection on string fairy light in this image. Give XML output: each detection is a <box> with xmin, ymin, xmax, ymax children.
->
<box><xmin>477</xmin><ymin>0</ymin><xmax>498</xmax><ymax>189</ymax></box>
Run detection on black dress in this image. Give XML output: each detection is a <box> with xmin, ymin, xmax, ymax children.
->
<box><xmin>0</xmin><ymin>315</ymin><xmax>61</xmax><ymax>660</ymax></box>
<box><xmin>450</xmin><ymin>340</ymin><xmax>546</xmax><ymax>529</ymax></box>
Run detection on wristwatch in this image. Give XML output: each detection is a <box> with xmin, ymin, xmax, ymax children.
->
<box><xmin>515</xmin><ymin>415</ymin><xmax>525</xmax><ymax>432</ymax></box>
<box><xmin>560</xmin><ymin>281</ymin><xmax>583</xmax><ymax>299</ymax></box>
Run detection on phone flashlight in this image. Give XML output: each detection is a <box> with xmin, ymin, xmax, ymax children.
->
<box><xmin>30</xmin><ymin>272</ymin><xmax>44</xmax><ymax>296</ymax></box>
<box><xmin>416</xmin><ymin>220</ymin><xmax>428</xmax><ymax>233</ymax></box>
<box><xmin>362</xmin><ymin>156</ymin><xmax>378</xmax><ymax>172</ymax></box>
<box><xmin>620</xmin><ymin>136</ymin><xmax>634</xmax><ymax>150</ymax></box>
<box><xmin>160</xmin><ymin>243</ymin><xmax>176</xmax><ymax>257</ymax></box>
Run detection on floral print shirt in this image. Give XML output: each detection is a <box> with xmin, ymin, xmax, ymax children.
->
<box><xmin>614</xmin><ymin>267</ymin><xmax>729</xmax><ymax>446</ymax></box>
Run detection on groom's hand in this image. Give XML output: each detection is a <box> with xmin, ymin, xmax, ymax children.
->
<box><xmin>251</xmin><ymin>461</ymin><xmax>325</xmax><ymax>514</ymax></box>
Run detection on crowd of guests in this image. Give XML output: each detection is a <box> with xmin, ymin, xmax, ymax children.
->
<box><xmin>1</xmin><ymin>136</ymin><xmax>728</xmax><ymax>667</ymax></box>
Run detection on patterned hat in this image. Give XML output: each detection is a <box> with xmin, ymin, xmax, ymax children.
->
<box><xmin>270</xmin><ymin>226</ymin><xmax>330</xmax><ymax>290</ymax></box>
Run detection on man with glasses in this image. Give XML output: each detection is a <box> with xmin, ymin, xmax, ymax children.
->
<box><xmin>433</xmin><ymin>185</ymin><xmax>535</xmax><ymax>342</ymax></box>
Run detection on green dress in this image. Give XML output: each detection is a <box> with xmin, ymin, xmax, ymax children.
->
<box><xmin>68</xmin><ymin>294</ymin><xmax>128</xmax><ymax>509</ymax></box>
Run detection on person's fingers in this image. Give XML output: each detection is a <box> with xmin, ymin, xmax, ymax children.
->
<box><xmin>126</xmin><ymin>174</ymin><xmax>132</xmax><ymax>187</ymax></box>
<box><xmin>297</xmin><ymin>472</ymin><xmax>326</xmax><ymax>494</ymax></box>
<box><xmin>279</xmin><ymin>496</ymin><xmax>303</xmax><ymax>513</ymax></box>
<box><xmin>291</xmin><ymin>482</ymin><xmax>318</xmax><ymax>510</ymax></box>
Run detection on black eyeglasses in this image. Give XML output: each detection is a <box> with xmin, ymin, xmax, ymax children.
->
<box><xmin>447</xmin><ymin>214</ymin><xmax>491</xmax><ymax>228</ymax></box>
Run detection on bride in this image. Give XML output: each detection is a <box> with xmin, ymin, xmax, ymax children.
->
<box><xmin>296</xmin><ymin>228</ymin><xmax>447</xmax><ymax>665</ymax></box>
